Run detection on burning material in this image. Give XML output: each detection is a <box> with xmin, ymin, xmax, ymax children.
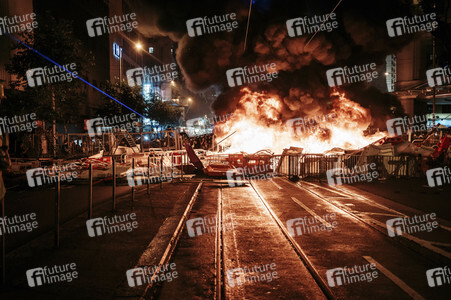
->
<box><xmin>214</xmin><ymin>88</ymin><xmax>385</xmax><ymax>154</ymax></box>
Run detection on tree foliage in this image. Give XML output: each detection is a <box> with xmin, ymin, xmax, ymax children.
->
<box><xmin>96</xmin><ymin>81</ymin><xmax>182</xmax><ymax>128</ymax></box>
<box><xmin>5</xmin><ymin>11</ymin><xmax>94</xmax><ymax>125</ymax></box>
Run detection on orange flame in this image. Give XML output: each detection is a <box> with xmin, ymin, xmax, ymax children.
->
<box><xmin>215</xmin><ymin>88</ymin><xmax>385</xmax><ymax>154</ymax></box>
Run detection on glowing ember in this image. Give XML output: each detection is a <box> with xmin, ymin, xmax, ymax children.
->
<box><xmin>215</xmin><ymin>88</ymin><xmax>386</xmax><ymax>154</ymax></box>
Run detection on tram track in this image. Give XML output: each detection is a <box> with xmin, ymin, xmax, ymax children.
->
<box><xmin>140</xmin><ymin>181</ymin><xmax>203</xmax><ymax>299</ymax></box>
<box><xmin>288</xmin><ymin>179</ymin><xmax>451</xmax><ymax>264</ymax></box>
<box><xmin>248</xmin><ymin>180</ymin><xmax>336</xmax><ymax>300</ymax></box>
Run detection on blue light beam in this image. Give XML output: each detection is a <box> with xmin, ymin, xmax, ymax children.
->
<box><xmin>5</xmin><ymin>32</ymin><xmax>145</xmax><ymax>118</ymax></box>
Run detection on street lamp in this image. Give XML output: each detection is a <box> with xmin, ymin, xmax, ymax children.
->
<box><xmin>117</xmin><ymin>40</ymin><xmax>142</xmax><ymax>83</ymax></box>
<box><xmin>185</xmin><ymin>97</ymin><xmax>193</xmax><ymax>115</ymax></box>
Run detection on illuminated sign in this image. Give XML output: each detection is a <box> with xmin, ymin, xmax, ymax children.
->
<box><xmin>113</xmin><ymin>42</ymin><xmax>122</xmax><ymax>59</ymax></box>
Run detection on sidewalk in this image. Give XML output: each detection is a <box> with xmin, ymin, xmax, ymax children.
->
<box><xmin>0</xmin><ymin>180</ymin><xmax>198</xmax><ymax>299</ymax></box>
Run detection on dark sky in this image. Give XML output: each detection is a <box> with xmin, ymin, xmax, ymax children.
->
<box><xmin>130</xmin><ymin>0</ymin><xmax>447</xmax><ymax>127</ymax></box>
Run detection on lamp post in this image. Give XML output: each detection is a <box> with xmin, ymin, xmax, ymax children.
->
<box><xmin>116</xmin><ymin>41</ymin><xmax>143</xmax><ymax>84</ymax></box>
<box><xmin>119</xmin><ymin>47</ymin><xmax>122</xmax><ymax>83</ymax></box>
<box><xmin>185</xmin><ymin>97</ymin><xmax>193</xmax><ymax>116</ymax></box>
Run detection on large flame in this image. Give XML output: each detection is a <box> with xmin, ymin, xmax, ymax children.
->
<box><xmin>215</xmin><ymin>88</ymin><xmax>385</xmax><ymax>154</ymax></box>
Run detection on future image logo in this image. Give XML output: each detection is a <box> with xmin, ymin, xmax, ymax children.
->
<box><xmin>126</xmin><ymin>263</ymin><xmax>178</xmax><ymax>287</ymax></box>
<box><xmin>326</xmin><ymin>63</ymin><xmax>378</xmax><ymax>87</ymax></box>
<box><xmin>0</xmin><ymin>13</ymin><xmax>37</xmax><ymax>35</ymax></box>
<box><xmin>126</xmin><ymin>64</ymin><xmax>179</xmax><ymax>87</ymax></box>
<box><xmin>386</xmin><ymin>14</ymin><xmax>438</xmax><ymax>37</ymax></box>
<box><xmin>386</xmin><ymin>115</ymin><xmax>428</xmax><ymax>137</ymax></box>
<box><xmin>26</xmin><ymin>64</ymin><xmax>78</xmax><ymax>87</ymax></box>
<box><xmin>326</xmin><ymin>264</ymin><xmax>378</xmax><ymax>287</ymax></box>
<box><xmin>186</xmin><ymin>214</ymin><xmax>235</xmax><ymax>238</ymax></box>
<box><xmin>287</xmin><ymin>213</ymin><xmax>337</xmax><ymax>237</ymax></box>
<box><xmin>186</xmin><ymin>13</ymin><xmax>238</xmax><ymax>37</ymax></box>
<box><xmin>386</xmin><ymin>213</ymin><xmax>438</xmax><ymax>237</ymax></box>
<box><xmin>226</xmin><ymin>63</ymin><xmax>278</xmax><ymax>87</ymax></box>
<box><xmin>426</xmin><ymin>67</ymin><xmax>451</xmax><ymax>87</ymax></box>
<box><xmin>426</xmin><ymin>167</ymin><xmax>451</xmax><ymax>187</ymax></box>
<box><xmin>326</xmin><ymin>164</ymin><xmax>378</xmax><ymax>187</ymax></box>
<box><xmin>126</xmin><ymin>68</ymin><xmax>144</xmax><ymax>87</ymax></box>
<box><xmin>85</xmin><ymin>114</ymin><xmax>138</xmax><ymax>137</ymax></box>
<box><xmin>426</xmin><ymin>266</ymin><xmax>451</xmax><ymax>287</ymax></box>
<box><xmin>86</xmin><ymin>14</ymin><xmax>138</xmax><ymax>37</ymax></box>
<box><xmin>0</xmin><ymin>114</ymin><xmax>38</xmax><ymax>136</ymax></box>
<box><xmin>86</xmin><ymin>213</ymin><xmax>138</xmax><ymax>237</ymax></box>
<box><xmin>26</xmin><ymin>263</ymin><xmax>78</xmax><ymax>287</ymax></box>
<box><xmin>286</xmin><ymin>13</ymin><xmax>338</xmax><ymax>37</ymax></box>
<box><xmin>86</xmin><ymin>118</ymin><xmax>104</xmax><ymax>137</ymax></box>
<box><xmin>26</xmin><ymin>164</ymin><xmax>78</xmax><ymax>187</ymax></box>
<box><xmin>286</xmin><ymin>113</ymin><xmax>337</xmax><ymax>137</ymax></box>
<box><xmin>0</xmin><ymin>213</ymin><xmax>38</xmax><ymax>236</ymax></box>
<box><xmin>226</xmin><ymin>263</ymin><xmax>278</xmax><ymax>288</ymax></box>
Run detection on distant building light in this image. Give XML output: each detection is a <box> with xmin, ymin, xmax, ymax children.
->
<box><xmin>143</xmin><ymin>83</ymin><xmax>151</xmax><ymax>101</ymax></box>
<box><xmin>149</xmin><ymin>47</ymin><xmax>154</xmax><ymax>53</ymax></box>
<box><xmin>113</xmin><ymin>42</ymin><xmax>121</xmax><ymax>59</ymax></box>
<box><xmin>385</xmin><ymin>54</ymin><xmax>396</xmax><ymax>92</ymax></box>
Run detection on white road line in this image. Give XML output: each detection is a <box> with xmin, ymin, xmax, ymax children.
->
<box><xmin>362</xmin><ymin>256</ymin><xmax>425</xmax><ymax>300</ymax></box>
<box><xmin>367</xmin><ymin>218</ymin><xmax>451</xmax><ymax>260</ymax></box>
<box><xmin>6</xmin><ymin>185</ymin><xmax>20</xmax><ymax>190</ymax></box>
<box><xmin>315</xmin><ymin>182</ymin><xmax>409</xmax><ymax>218</ymax></box>
<box><xmin>270</xmin><ymin>178</ymin><xmax>283</xmax><ymax>190</ymax></box>
<box><xmin>335</xmin><ymin>185</ymin><xmax>451</xmax><ymax>233</ymax></box>
<box><xmin>294</xmin><ymin>181</ymin><xmax>451</xmax><ymax>260</ymax></box>
<box><xmin>362</xmin><ymin>212</ymin><xmax>401</xmax><ymax>217</ymax></box>
<box><xmin>291</xmin><ymin>197</ymin><xmax>334</xmax><ymax>228</ymax></box>
<box><xmin>306</xmin><ymin>181</ymin><xmax>451</xmax><ymax>233</ymax></box>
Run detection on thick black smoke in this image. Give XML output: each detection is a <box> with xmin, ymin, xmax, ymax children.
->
<box><xmin>133</xmin><ymin>0</ymin><xmax>420</xmax><ymax>128</ymax></box>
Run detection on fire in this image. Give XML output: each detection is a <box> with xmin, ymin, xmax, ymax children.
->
<box><xmin>215</xmin><ymin>88</ymin><xmax>385</xmax><ymax>154</ymax></box>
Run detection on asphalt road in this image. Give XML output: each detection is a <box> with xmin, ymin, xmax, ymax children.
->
<box><xmin>1</xmin><ymin>177</ymin><xmax>450</xmax><ymax>299</ymax></box>
<box><xmin>156</xmin><ymin>177</ymin><xmax>451</xmax><ymax>299</ymax></box>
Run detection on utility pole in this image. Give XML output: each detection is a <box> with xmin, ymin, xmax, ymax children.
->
<box><xmin>52</xmin><ymin>92</ymin><xmax>57</xmax><ymax>157</ymax></box>
<box><xmin>119</xmin><ymin>46</ymin><xmax>122</xmax><ymax>83</ymax></box>
<box><xmin>432</xmin><ymin>3</ymin><xmax>436</xmax><ymax>126</ymax></box>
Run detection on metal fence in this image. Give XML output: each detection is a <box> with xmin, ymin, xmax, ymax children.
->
<box><xmin>276</xmin><ymin>154</ymin><xmax>426</xmax><ymax>179</ymax></box>
<box><xmin>23</xmin><ymin>129</ymin><xmax>186</xmax><ymax>158</ymax></box>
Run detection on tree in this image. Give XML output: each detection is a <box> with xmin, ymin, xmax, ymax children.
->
<box><xmin>96</xmin><ymin>81</ymin><xmax>146</xmax><ymax>117</ymax></box>
<box><xmin>5</xmin><ymin>11</ymin><xmax>94</xmax><ymax>127</ymax></box>
<box><xmin>146</xmin><ymin>99</ymin><xmax>182</xmax><ymax>127</ymax></box>
<box><xmin>96</xmin><ymin>81</ymin><xmax>182</xmax><ymax>128</ymax></box>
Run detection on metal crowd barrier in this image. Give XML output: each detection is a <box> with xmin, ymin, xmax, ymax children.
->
<box><xmin>276</xmin><ymin>154</ymin><xmax>425</xmax><ymax>179</ymax></box>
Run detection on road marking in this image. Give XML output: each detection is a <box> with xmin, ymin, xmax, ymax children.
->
<box><xmin>362</xmin><ymin>256</ymin><xmax>425</xmax><ymax>300</ymax></box>
<box><xmin>270</xmin><ymin>178</ymin><xmax>283</xmax><ymax>189</ymax></box>
<box><xmin>331</xmin><ymin>184</ymin><xmax>451</xmax><ymax>233</ymax></box>
<box><xmin>291</xmin><ymin>197</ymin><xmax>334</xmax><ymax>228</ymax></box>
<box><xmin>367</xmin><ymin>217</ymin><xmax>451</xmax><ymax>259</ymax></box>
<box><xmin>6</xmin><ymin>185</ymin><xmax>19</xmax><ymax>190</ymax></box>
<box><xmin>294</xmin><ymin>180</ymin><xmax>451</xmax><ymax>260</ymax></box>
<box><xmin>362</xmin><ymin>212</ymin><xmax>401</xmax><ymax>217</ymax></box>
